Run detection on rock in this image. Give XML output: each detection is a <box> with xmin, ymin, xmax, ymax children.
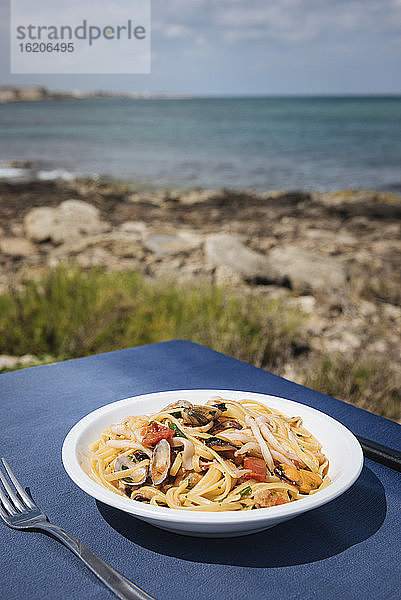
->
<box><xmin>0</xmin><ymin>354</ymin><xmax>36</xmax><ymax>370</ymax></box>
<box><xmin>323</xmin><ymin>332</ymin><xmax>361</xmax><ymax>353</ymax></box>
<box><xmin>119</xmin><ymin>221</ymin><xmax>148</xmax><ymax>236</ymax></box>
<box><xmin>366</xmin><ymin>340</ymin><xmax>388</xmax><ymax>354</ymax></box>
<box><xmin>0</xmin><ymin>355</ymin><xmax>19</xmax><ymax>370</ymax></box>
<box><xmin>55</xmin><ymin>200</ymin><xmax>110</xmax><ymax>242</ymax></box>
<box><xmin>10</xmin><ymin>223</ymin><xmax>24</xmax><ymax>236</ymax></box>
<box><xmin>5</xmin><ymin>160</ymin><xmax>32</xmax><ymax>169</ymax></box>
<box><xmin>261</xmin><ymin>191</ymin><xmax>312</xmax><ymax>205</ymax></box>
<box><xmin>336</xmin><ymin>231</ymin><xmax>359</xmax><ymax>245</ymax></box>
<box><xmin>214</xmin><ymin>265</ymin><xmax>243</xmax><ymax>287</ymax></box>
<box><xmin>50</xmin><ymin>231</ymin><xmax>144</xmax><ymax>260</ymax></box>
<box><xmin>358</xmin><ymin>300</ymin><xmax>377</xmax><ymax>317</ymax></box>
<box><xmin>144</xmin><ymin>231</ymin><xmax>202</xmax><ymax>257</ymax></box>
<box><xmin>381</xmin><ymin>223</ymin><xmax>401</xmax><ymax>236</ymax></box>
<box><xmin>24</xmin><ymin>207</ymin><xmax>56</xmax><ymax>242</ymax></box>
<box><xmin>148</xmin><ymin>257</ymin><xmax>183</xmax><ymax>277</ymax></box>
<box><xmin>127</xmin><ymin>191</ymin><xmax>165</xmax><ymax>205</ymax></box>
<box><xmin>288</xmin><ymin>295</ymin><xmax>317</xmax><ymax>314</ymax></box>
<box><xmin>303</xmin><ymin>228</ymin><xmax>357</xmax><ymax>245</ymax></box>
<box><xmin>176</xmin><ymin>262</ymin><xmax>213</xmax><ymax>283</ymax></box>
<box><xmin>268</xmin><ymin>245</ymin><xmax>346</xmax><ymax>293</ymax></box>
<box><xmin>101</xmin><ymin>232</ymin><xmax>144</xmax><ymax>258</ymax></box>
<box><xmin>0</xmin><ymin>237</ymin><xmax>36</xmax><ymax>257</ymax></box>
<box><xmin>178</xmin><ymin>189</ymin><xmax>213</xmax><ymax>205</ymax></box>
<box><xmin>305</xmin><ymin>315</ymin><xmax>327</xmax><ymax>336</ymax></box>
<box><xmin>318</xmin><ymin>191</ymin><xmax>401</xmax><ymax>220</ymax></box>
<box><xmin>50</xmin><ymin>234</ymin><xmax>102</xmax><ymax>255</ymax></box>
<box><xmin>205</xmin><ymin>233</ymin><xmax>284</xmax><ymax>285</ymax></box>
<box><xmin>24</xmin><ymin>200</ymin><xmax>110</xmax><ymax>244</ymax></box>
<box><xmin>382</xmin><ymin>303</ymin><xmax>401</xmax><ymax>321</ymax></box>
<box><xmin>74</xmin><ymin>247</ymin><xmax>114</xmax><ymax>268</ymax></box>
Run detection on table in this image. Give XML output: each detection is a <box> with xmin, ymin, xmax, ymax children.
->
<box><xmin>1</xmin><ymin>340</ymin><xmax>400</xmax><ymax>600</ymax></box>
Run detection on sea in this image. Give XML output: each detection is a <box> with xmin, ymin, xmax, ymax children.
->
<box><xmin>0</xmin><ymin>96</ymin><xmax>400</xmax><ymax>192</ymax></box>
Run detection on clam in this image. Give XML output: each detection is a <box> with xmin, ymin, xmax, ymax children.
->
<box><xmin>150</xmin><ymin>438</ymin><xmax>171</xmax><ymax>485</ymax></box>
<box><xmin>212</xmin><ymin>402</ymin><xmax>227</xmax><ymax>412</ymax></box>
<box><xmin>131</xmin><ymin>493</ymin><xmax>150</xmax><ymax>503</ymax></box>
<box><xmin>211</xmin><ymin>419</ymin><xmax>242</xmax><ymax>434</ymax></box>
<box><xmin>114</xmin><ymin>453</ymin><xmax>148</xmax><ymax>486</ymax></box>
<box><xmin>163</xmin><ymin>400</ymin><xmax>193</xmax><ymax>416</ymax></box>
<box><xmin>163</xmin><ymin>400</ymin><xmax>222</xmax><ymax>427</ymax></box>
<box><xmin>183</xmin><ymin>405</ymin><xmax>222</xmax><ymax>427</ymax></box>
<box><xmin>204</xmin><ymin>436</ymin><xmax>238</xmax><ymax>452</ymax></box>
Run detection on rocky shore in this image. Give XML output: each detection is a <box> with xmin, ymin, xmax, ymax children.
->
<box><xmin>0</xmin><ymin>86</ymin><xmax>187</xmax><ymax>103</ymax></box>
<box><xmin>0</xmin><ymin>178</ymin><xmax>400</xmax><ymax>417</ymax></box>
<box><xmin>0</xmin><ymin>86</ymin><xmax>80</xmax><ymax>103</ymax></box>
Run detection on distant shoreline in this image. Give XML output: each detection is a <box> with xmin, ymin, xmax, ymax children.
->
<box><xmin>0</xmin><ymin>86</ymin><xmax>191</xmax><ymax>103</ymax></box>
<box><xmin>1</xmin><ymin>86</ymin><xmax>401</xmax><ymax>104</ymax></box>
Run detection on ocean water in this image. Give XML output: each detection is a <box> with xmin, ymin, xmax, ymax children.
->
<box><xmin>0</xmin><ymin>96</ymin><xmax>400</xmax><ymax>191</ymax></box>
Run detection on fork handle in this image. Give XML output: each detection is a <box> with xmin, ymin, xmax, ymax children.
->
<box><xmin>37</xmin><ymin>523</ymin><xmax>155</xmax><ymax>600</ymax></box>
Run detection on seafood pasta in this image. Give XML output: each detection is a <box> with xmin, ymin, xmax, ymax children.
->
<box><xmin>89</xmin><ymin>397</ymin><xmax>330</xmax><ymax>511</ymax></box>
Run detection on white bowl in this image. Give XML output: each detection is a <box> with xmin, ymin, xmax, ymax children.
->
<box><xmin>62</xmin><ymin>389</ymin><xmax>363</xmax><ymax>538</ymax></box>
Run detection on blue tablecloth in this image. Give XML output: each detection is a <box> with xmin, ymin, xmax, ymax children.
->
<box><xmin>0</xmin><ymin>340</ymin><xmax>400</xmax><ymax>600</ymax></box>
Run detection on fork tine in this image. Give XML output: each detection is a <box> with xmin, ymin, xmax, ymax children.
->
<box><xmin>0</xmin><ymin>466</ymin><xmax>25</xmax><ymax>512</ymax></box>
<box><xmin>1</xmin><ymin>458</ymin><xmax>35</xmax><ymax>510</ymax></box>
<box><xmin>0</xmin><ymin>486</ymin><xmax>18</xmax><ymax>515</ymax></box>
<box><xmin>0</xmin><ymin>502</ymin><xmax>12</xmax><ymax>520</ymax></box>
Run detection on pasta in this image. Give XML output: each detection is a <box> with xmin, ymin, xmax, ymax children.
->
<box><xmin>88</xmin><ymin>397</ymin><xmax>330</xmax><ymax>511</ymax></box>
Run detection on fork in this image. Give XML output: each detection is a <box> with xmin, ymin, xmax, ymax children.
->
<box><xmin>0</xmin><ymin>458</ymin><xmax>156</xmax><ymax>600</ymax></box>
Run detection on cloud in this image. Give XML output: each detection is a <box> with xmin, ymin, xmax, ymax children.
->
<box><xmin>153</xmin><ymin>23</ymin><xmax>191</xmax><ymax>39</ymax></box>
<box><xmin>155</xmin><ymin>0</ymin><xmax>401</xmax><ymax>47</ymax></box>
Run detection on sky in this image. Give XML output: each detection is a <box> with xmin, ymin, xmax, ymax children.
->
<box><xmin>1</xmin><ymin>0</ymin><xmax>401</xmax><ymax>95</ymax></box>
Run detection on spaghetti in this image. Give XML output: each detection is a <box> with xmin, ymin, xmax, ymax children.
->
<box><xmin>89</xmin><ymin>397</ymin><xmax>330</xmax><ymax>511</ymax></box>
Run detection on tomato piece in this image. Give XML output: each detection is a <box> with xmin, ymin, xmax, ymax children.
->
<box><xmin>243</xmin><ymin>457</ymin><xmax>267</xmax><ymax>482</ymax></box>
<box><xmin>142</xmin><ymin>422</ymin><xmax>175</xmax><ymax>447</ymax></box>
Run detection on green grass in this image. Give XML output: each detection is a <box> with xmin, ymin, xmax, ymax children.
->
<box><xmin>1</xmin><ymin>264</ymin><xmax>399</xmax><ymax>422</ymax></box>
<box><xmin>0</xmin><ymin>264</ymin><xmax>301</xmax><ymax>370</ymax></box>
<box><xmin>304</xmin><ymin>353</ymin><xmax>401</xmax><ymax>422</ymax></box>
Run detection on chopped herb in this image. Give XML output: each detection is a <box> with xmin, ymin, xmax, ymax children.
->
<box><xmin>129</xmin><ymin>451</ymin><xmax>149</xmax><ymax>462</ymax></box>
<box><xmin>167</xmin><ymin>421</ymin><xmax>187</xmax><ymax>438</ymax></box>
<box><xmin>120</xmin><ymin>464</ymin><xmax>134</xmax><ymax>483</ymax></box>
<box><xmin>239</xmin><ymin>486</ymin><xmax>252</xmax><ymax>498</ymax></box>
<box><xmin>270</xmin><ymin>491</ymin><xmax>276</xmax><ymax>496</ymax></box>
